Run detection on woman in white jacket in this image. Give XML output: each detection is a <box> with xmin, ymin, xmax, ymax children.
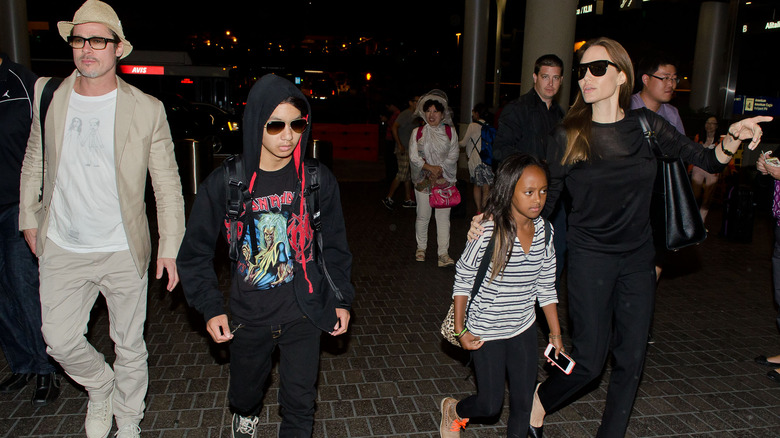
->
<box><xmin>409</xmin><ymin>89</ymin><xmax>460</xmax><ymax>267</ymax></box>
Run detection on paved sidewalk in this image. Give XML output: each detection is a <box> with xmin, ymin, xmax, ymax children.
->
<box><xmin>2</xmin><ymin>164</ymin><xmax>779</xmax><ymax>437</ymax></box>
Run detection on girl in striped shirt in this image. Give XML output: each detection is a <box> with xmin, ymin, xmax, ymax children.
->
<box><xmin>440</xmin><ymin>154</ymin><xmax>564</xmax><ymax>438</ymax></box>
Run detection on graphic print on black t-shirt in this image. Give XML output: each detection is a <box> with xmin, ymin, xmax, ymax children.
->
<box><xmin>237</xmin><ymin>211</ymin><xmax>294</xmax><ymax>289</ymax></box>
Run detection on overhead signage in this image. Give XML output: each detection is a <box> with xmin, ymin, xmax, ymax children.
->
<box><xmin>119</xmin><ymin>65</ymin><xmax>165</xmax><ymax>75</ymax></box>
<box><xmin>741</xmin><ymin>20</ymin><xmax>780</xmax><ymax>34</ymax></box>
<box><xmin>733</xmin><ymin>95</ymin><xmax>779</xmax><ymax>116</ymax></box>
<box><xmin>576</xmin><ymin>4</ymin><xmax>593</xmax><ymax>14</ymax></box>
<box><xmin>619</xmin><ymin>0</ymin><xmax>640</xmax><ymax>10</ymax></box>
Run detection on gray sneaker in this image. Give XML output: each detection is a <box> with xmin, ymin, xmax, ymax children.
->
<box><xmin>114</xmin><ymin>424</ymin><xmax>140</xmax><ymax>438</ymax></box>
<box><xmin>232</xmin><ymin>413</ymin><xmax>259</xmax><ymax>438</ymax></box>
<box><xmin>381</xmin><ymin>197</ymin><xmax>394</xmax><ymax>210</ymax></box>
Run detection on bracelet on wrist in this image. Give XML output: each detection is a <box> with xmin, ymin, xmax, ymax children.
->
<box><xmin>548</xmin><ymin>334</ymin><xmax>562</xmax><ymax>340</ymax></box>
<box><xmin>720</xmin><ymin>142</ymin><xmax>735</xmax><ymax>157</ymax></box>
<box><xmin>454</xmin><ymin>327</ymin><xmax>468</xmax><ymax>338</ymax></box>
<box><xmin>728</xmin><ymin>130</ymin><xmax>740</xmax><ymax>141</ymax></box>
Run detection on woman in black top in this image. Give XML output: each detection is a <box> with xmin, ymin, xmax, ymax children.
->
<box><xmin>471</xmin><ymin>37</ymin><xmax>771</xmax><ymax>438</ymax></box>
<box><xmin>530</xmin><ymin>37</ymin><xmax>772</xmax><ymax>438</ymax></box>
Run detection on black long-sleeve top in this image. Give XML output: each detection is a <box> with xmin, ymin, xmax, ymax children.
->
<box><xmin>542</xmin><ymin>108</ymin><xmax>725</xmax><ymax>254</ymax></box>
<box><xmin>0</xmin><ymin>53</ymin><xmax>37</xmax><ymax>207</ymax></box>
<box><xmin>493</xmin><ymin>88</ymin><xmax>565</xmax><ymax>162</ymax></box>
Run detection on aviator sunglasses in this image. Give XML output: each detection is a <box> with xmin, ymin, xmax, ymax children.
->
<box><xmin>264</xmin><ymin>119</ymin><xmax>308</xmax><ymax>135</ymax></box>
<box><xmin>576</xmin><ymin>60</ymin><xmax>619</xmax><ymax>80</ymax></box>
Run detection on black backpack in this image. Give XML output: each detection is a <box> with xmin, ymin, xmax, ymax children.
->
<box><xmin>222</xmin><ymin>155</ymin><xmax>344</xmax><ymax>301</ymax></box>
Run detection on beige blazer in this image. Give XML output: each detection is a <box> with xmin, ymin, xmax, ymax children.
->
<box><xmin>19</xmin><ymin>70</ymin><xmax>185</xmax><ymax>277</ymax></box>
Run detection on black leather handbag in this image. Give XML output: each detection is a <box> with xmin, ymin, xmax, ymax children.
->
<box><xmin>638</xmin><ymin>112</ymin><xmax>707</xmax><ymax>251</ymax></box>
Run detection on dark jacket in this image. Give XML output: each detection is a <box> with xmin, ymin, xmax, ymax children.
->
<box><xmin>177</xmin><ymin>74</ymin><xmax>354</xmax><ymax>332</ymax></box>
<box><xmin>0</xmin><ymin>54</ymin><xmax>37</xmax><ymax>207</ymax></box>
<box><xmin>493</xmin><ymin>88</ymin><xmax>565</xmax><ymax>163</ymax></box>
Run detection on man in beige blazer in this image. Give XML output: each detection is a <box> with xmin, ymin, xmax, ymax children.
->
<box><xmin>18</xmin><ymin>1</ymin><xmax>184</xmax><ymax>437</ymax></box>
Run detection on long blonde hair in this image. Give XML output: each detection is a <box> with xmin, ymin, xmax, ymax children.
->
<box><xmin>561</xmin><ymin>37</ymin><xmax>635</xmax><ymax>165</ymax></box>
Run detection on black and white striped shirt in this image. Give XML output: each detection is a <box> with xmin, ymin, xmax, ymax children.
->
<box><xmin>453</xmin><ymin>217</ymin><xmax>557</xmax><ymax>341</ymax></box>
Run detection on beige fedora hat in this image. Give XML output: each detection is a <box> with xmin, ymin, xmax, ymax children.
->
<box><xmin>57</xmin><ymin>0</ymin><xmax>133</xmax><ymax>59</ymax></box>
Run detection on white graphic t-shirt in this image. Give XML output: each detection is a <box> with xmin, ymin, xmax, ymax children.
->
<box><xmin>48</xmin><ymin>89</ymin><xmax>129</xmax><ymax>252</ymax></box>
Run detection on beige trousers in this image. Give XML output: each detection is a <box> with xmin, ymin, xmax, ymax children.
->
<box><xmin>39</xmin><ymin>239</ymin><xmax>148</xmax><ymax>426</ymax></box>
<box><xmin>414</xmin><ymin>189</ymin><xmax>452</xmax><ymax>256</ymax></box>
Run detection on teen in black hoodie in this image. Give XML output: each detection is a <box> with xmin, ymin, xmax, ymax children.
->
<box><xmin>177</xmin><ymin>74</ymin><xmax>354</xmax><ymax>437</ymax></box>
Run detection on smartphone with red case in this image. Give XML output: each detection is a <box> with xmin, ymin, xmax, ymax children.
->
<box><xmin>544</xmin><ymin>343</ymin><xmax>575</xmax><ymax>375</ymax></box>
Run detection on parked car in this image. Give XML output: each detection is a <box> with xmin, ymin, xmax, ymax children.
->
<box><xmin>154</xmin><ymin>93</ymin><xmax>217</xmax><ymax>198</ymax></box>
<box><xmin>190</xmin><ymin>102</ymin><xmax>242</xmax><ymax>156</ymax></box>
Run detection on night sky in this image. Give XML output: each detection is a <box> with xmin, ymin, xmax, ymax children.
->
<box><xmin>26</xmin><ymin>0</ymin><xmax>467</xmax><ymax>51</ymax></box>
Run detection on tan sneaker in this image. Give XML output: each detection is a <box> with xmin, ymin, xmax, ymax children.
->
<box><xmin>439</xmin><ymin>397</ymin><xmax>468</xmax><ymax>437</ymax></box>
<box><xmin>438</xmin><ymin>254</ymin><xmax>455</xmax><ymax>268</ymax></box>
<box><xmin>415</xmin><ymin>249</ymin><xmax>426</xmax><ymax>262</ymax></box>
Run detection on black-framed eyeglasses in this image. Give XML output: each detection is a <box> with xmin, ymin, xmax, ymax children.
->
<box><xmin>264</xmin><ymin>119</ymin><xmax>308</xmax><ymax>135</ymax></box>
<box><xmin>648</xmin><ymin>74</ymin><xmax>681</xmax><ymax>85</ymax></box>
<box><xmin>576</xmin><ymin>60</ymin><xmax>619</xmax><ymax>80</ymax></box>
<box><xmin>67</xmin><ymin>36</ymin><xmax>120</xmax><ymax>50</ymax></box>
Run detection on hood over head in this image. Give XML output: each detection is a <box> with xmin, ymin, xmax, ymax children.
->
<box><xmin>241</xmin><ymin>74</ymin><xmax>312</xmax><ymax>182</ymax></box>
<box><xmin>415</xmin><ymin>89</ymin><xmax>454</xmax><ymax>126</ymax></box>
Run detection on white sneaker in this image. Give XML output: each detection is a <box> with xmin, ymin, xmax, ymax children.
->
<box><xmin>85</xmin><ymin>391</ymin><xmax>114</xmax><ymax>438</ymax></box>
<box><xmin>114</xmin><ymin>424</ymin><xmax>140</xmax><ymax>438</ymax></box>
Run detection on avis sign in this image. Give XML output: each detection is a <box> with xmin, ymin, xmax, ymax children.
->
<box><xmin>119</xmin><ymin>65</ymin><xmax>165</xmax><ymax>75</ymax></box>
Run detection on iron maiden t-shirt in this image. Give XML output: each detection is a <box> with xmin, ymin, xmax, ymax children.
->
<box><xmin>233</xmin><ymin>160</ymin><xmax>304</xmax><ymax>325</ymax></box>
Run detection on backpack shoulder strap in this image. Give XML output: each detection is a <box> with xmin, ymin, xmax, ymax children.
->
<box><xmin>223</xmin><ymin>155</ymin><xmax>253</xmax><ymax>261</ymax></box>
<box><xmin>302</xmin><ymin>158</ymin><xmax>345</xmax><ymax>303</ymax></box>
<box><xmin>303</xmin><ymin>157</ymin><xmax>321</xmax><ymax>232</ymax></box>
<box><xmin>38</xmin><ymin>77</ymin><xmax>63</xmax><ymax>202</ymax></box>
<box><xmin>415</xmin><ymin>125</ymin><xmax>424</xmax><ymax>141</ymax></box>
<box><xmin>445</xmin><ymin>124</ymin><xmax>452</xmax><ymax>140</ymax></box>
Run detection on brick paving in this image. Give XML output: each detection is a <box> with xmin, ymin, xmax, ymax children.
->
<box><xmin>2</xmin><ymin>159</ymin><xmax>780</xmax><ymax>437</ymax></box>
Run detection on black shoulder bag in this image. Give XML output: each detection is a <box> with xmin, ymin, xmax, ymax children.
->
<box><xmin>638</xmin><ymin>112</ymin><xmax>707</xmax><ymax>251</ymax></box>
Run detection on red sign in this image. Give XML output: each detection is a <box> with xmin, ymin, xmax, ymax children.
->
<box><xmin>119</xmin><ymin>65</ymin><xmax>165</xmax><ymax>75</ymax></box>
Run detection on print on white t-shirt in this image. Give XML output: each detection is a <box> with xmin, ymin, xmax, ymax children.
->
<box><xmin>48</xmin><ymin>89</ymin><xmax>129</xmax><ymax>253</ymax></box>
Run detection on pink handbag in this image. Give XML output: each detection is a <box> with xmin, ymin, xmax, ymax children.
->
<box><xmin>429</xmin><ymin>184</ymin><xmax>461</xmax><ymax>208</ymax></box>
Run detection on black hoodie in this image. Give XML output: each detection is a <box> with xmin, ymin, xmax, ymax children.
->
<box><xmin>177</xmin><ymin>74</ymin><xmax>354</xmax><ymax>331</ymax></box>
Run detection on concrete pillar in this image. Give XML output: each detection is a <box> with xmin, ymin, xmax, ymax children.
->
<box><xmin>691</xmin><ymin>1</ymin><xmax>729</xmax><ymax>114</ymax></box>
<box><xmin>0</xmin><ymin>0</ymin><xmax>31</xmax><ymax>67</ymax></box>
<box><xmin>460</xmin><ymin>0</ymin><xmax>490</xmax><ymax>125</ymax></box>
<box><xmin>491</xmin><ymin>0</ymin><xmax>506</xmax><ymax>111</ymax></box>
<box><xmin>520</xmin><ymin>0</ymin><xmax>578</xmax><ymax>109</ymax></box>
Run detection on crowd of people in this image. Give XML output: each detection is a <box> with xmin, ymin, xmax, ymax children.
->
<box><xmin>1</xmin><ymin>1</ymin><xmax>777</xmax><ymax>437</ymax></box>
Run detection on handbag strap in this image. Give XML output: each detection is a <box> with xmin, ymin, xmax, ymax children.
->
<box><xmin>469</xmin><ymin>233</ymin><xmax>496</xmax><ymax>300</ymax></box>
<box><xmin>638</xmin><ymin>111</ymin><xmax>673</xmax><ymax>162</ymax></box>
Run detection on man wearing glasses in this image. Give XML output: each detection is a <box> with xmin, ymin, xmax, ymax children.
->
<box><xmin>631</xmin><ymin>54</ymin><xmax>685</xmax><ymax>135</ymax></box>
<box><xmin>18</xmin><ymin>1</ymin><xmax>184</xmax><ymax>437</ymax></box>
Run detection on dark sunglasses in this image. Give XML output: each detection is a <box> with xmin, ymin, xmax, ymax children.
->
<box><xmin>576</xmin><ymin>60</ymin><xmax>619</xmax><ymax>80</ymax></box>
<box><xmin>264</xmin><ymin>119</ymin><xmax>308</xmax><ymax>135</ymax></box>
